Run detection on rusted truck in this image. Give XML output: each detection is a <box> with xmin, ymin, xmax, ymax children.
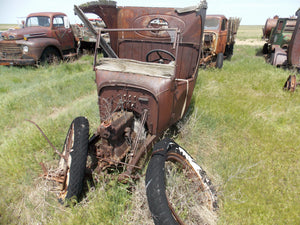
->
<box><xmin>39</xmin><ymin>0</ymin><xmax>217</xmax><ymax>224</ymax></box>
<box><xmin>262</xmin><ymin>17</ymin><xmax>296</xmax><ymax>67</ymax></box>
<box><xmin>283</xmin><ymin>10</ymin><xmax>300</xmax><ymax>91</ymax></box>
<box><xmin>287</xmin><ymin>9</ymin><xmax>300</xmax><ymax>70</ymax></box>
<box><xmin>200</xmin><ymin>15</ymin><xmax>240</xmax><ymax>68</ymax></box>
<box><xmin>0</xmin><ymin>12</ymin><xmax>81</xmax><ymax>66</ymax></box>
<box><xmin>262</xmin><ymin>16</ymin><xmax>279</xmax><ymax>54</ymax></box>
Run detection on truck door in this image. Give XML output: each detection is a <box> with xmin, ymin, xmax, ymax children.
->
<box><xmin>52</xmin><ymin>15</ymin><xmax>75</xmax><ymax>50</ymax></box>
<box><xmin>217</xmin><ymin>18</ymin><xmax>228</xmax><ymax>54</ymax></box>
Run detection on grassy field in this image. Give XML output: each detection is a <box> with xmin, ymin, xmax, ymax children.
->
<box><xmin>236</xmin><ymin>25</ymin><xmax>263</xmax><ymax>40</ymax></box>
<box><xmin>0</xmin><ymin>24</ymin><xmax>18</xmax><ymax>31</ymax></box>
<box><xmin>0</xmin><ymin>26</ymin><xmax>299</xmax><ymax>224</ymax></box>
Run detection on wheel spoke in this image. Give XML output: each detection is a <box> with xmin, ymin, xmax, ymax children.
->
<box><xmin>146</xmin><ymin>139</ymin><xmax>217</xmax><ymax>225</ymax></box>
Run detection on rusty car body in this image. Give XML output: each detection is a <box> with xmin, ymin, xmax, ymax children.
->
<box><xmin>76</xmin><ymin>0</ymin><xmax>207</xmax><ymax>178</ymax></box>
<box><xmin>36</xmin><ymin>2</ymin><xmax>219</xmax><ymax>223</ymax></box>
<box><xmin>0</xmin><ymin>12</ymin><xmax>80</xmax><ymax>66</ymax></box>
<box><xmin>283</xmin><ymin>10</ymin><xmax>300</xmax><ymax>91</ymax></box>
<box><xmin>200</xmin><ymin>15</ymin><xmax>240</xmax><ymax>68</ymax></box>
<box><xmin>287</xmin><ymin>13</ymin><xmax>300</xmax><ymax>69</ymax></box>
<box><xmin>262</xmin><ymin>16</ymin><xmax>278</xmax><ymax>54</ymax></box>
<box><xmin>262</xmin><ymin>17</ymin><xmax>296</xmax><ymax>67</ymax></box>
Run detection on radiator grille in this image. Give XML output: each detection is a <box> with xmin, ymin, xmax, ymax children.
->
<box><xmin>0</xmin><ymin>43</ymin><xmax>22</xmax><ymax>59</ymax></box>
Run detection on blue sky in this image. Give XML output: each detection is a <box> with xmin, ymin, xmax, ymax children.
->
<box><xmin>0</xmin><ymin>0</ymin><xmax>298</xmax><ymax>25</ymax></box>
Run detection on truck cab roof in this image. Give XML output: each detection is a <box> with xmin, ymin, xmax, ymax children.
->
<box><xmin>27</xmin><ymin>12</ymin><xmax>67</xmax><ymax>17</ymax></box>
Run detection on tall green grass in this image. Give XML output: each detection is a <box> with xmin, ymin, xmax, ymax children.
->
<box><xmin>0</xmin><ymin>28</ymin><xmax>299</xmax><ymax>224</ymax></box>
<box><xmin>176</xmin><ymin>45</ymin><xmax>299</xmax><ymax>224</ymax></box>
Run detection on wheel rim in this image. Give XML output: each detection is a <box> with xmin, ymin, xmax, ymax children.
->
<box><xmin>284</xmin><ymin>75</ymin><xmax>297</xmax><ymax>92</ymax></box>
<box><xmin>289</xmin><ymin>75</ymin><xmax>297</xmax><ymax>92</ymax></box>
<box><xmin>164</xmin><ymin>153</ymin><xmax>216</xmax><ymax>224</ymax></box>
<box><xmin>58</xmin><ymin>123</ymin><xmax>74</xmax><ymax>200</ymax></box>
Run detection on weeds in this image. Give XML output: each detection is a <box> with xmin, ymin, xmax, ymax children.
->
<box><xmin>0</xmin><ymin>26</ymin><xmax>299</xmax><ymax>224</ymax></box>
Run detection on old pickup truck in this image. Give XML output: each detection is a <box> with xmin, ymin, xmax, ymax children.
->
<box><xmin>0</xmin><ymin>12</ymin><xmax>80</xmax><ymax>66</ymax></box>
<box><xmin>201</xmin><ymin>15</ymin><xmax>240</xmax><ymax>68</ymax></box>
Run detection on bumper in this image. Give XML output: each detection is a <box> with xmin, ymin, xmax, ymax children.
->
<box><xmin>0</xmin><ymin>58</ymin><xmax>36</xmax><ymax>66</ymax></box>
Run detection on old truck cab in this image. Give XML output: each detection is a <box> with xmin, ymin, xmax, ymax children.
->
<box><xmin>0</xmin><ymin>12</ymin><xmax>78</xmax><ymax>66</ymax></box>
<box><xmin>201</xmin><ymin>15</ymin><xmax>240</xmax><ymax>68</ymax></box>
<box><xmin>263</xmin><ymin>17</ymin><xmax>296</xmax><ymax>67</ymax></box>
<box><xmin>288</xmin><ymin>14</ymin><xmax>300</xmax><ymax>69</ymax></box>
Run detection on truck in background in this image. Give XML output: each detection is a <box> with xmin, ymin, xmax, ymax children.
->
<box><xmin>0</xmin><ymin>10</ymin><xmax>108</xmax><ymax>66</ymax></box>
<box><xmin>262</xmin><ymin>17</ymin><xmax>296</xmax><ymax>67</ymax></box>
<box><xmin>0</xmin><ymin>12</ymin><xmax>81</xmax><ymax>66</ymax></box>
<box><xmin>200</xmin><ymin>15</ymin><xmax>240</xmax><ymax>68</ymax></box>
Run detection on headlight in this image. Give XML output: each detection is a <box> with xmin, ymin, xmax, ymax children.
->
<box><xmin>23</xmin><ymin>45</ymin><xmax>29</xmax><ymax>53</ymax></box>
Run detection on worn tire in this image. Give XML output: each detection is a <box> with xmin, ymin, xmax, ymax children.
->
<box><xmin>270</xmin><ymin>52</ymin><xmax>275</xmax><ymax>65</ymax></box>
<box><xmin>146</xmin><ymin>138</ymin><xmax>216</xmax><ymax>225</ymax></box>
<box><xmin>40</xmin><ymin>47</ymin><xmax>61</xmax><ymax>65</ymax></box>
<box><xmin>216</xmin><ymin>52</ymin><xmax>224</xmax><ymax>69</ymax></box>
<box><xmin>262</xmin><ymin>43</ymin><xmax>269</xmax><ymax>54</ymax></box>
<box><xmin>58</xmin><ymin>116</ymin><xmax>89</xmax><ymax>203</ymax></box>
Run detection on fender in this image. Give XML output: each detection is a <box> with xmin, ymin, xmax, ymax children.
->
<box><xmin>25</xmin><ymin>37</ymin><xmax>63</xmax><ymax>59</ymax></box>
<box><xmin>272</xmin><ymin>46</ymin><xmax>287</xmax><ymax>67</ymax></box>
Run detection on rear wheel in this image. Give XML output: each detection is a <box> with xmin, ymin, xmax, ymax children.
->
<box><xmin>58</xmin><ymin>117</ymin><xmax>89</xmax><ymax>203</ymax></box>
<box><xmin>146</xmin><ymin>138</ymin><xmax>217</xmax><ymax>225</ymax></box>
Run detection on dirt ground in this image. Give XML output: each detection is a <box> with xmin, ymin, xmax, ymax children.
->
<box><xmin>235</xmin><ymin>38</ymin><xmax>265</xmax><ymax>46</ymax></box>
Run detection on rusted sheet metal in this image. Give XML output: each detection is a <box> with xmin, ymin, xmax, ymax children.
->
<box><xmin>263</xmin><ymin>17</ymin><xmax>297</xmax><ymax>67</ymax></box>
<box><xmin>80</xmin><ymin>0</ymin><xmax>207</xmax><ymax>176</ymax></box>
<box><xmin>81</xmin><ymin>4</ymin><xmax>203</xmax><ymax>78</ymax></box>
<box><xmin>79</xmin><ymin>2</ymin><xmax>119</xmax><ymax>52</ymax></box>
<box><xmin>288</xmin><ymin>15</ymin><xmax>300</xmax><ymax>68</ymax></box>
<box><xmin>203</xmin><ymin>15</ymin><xmax>228</xmax><ymax>55</ymax></box>
<box><xmin>272</xmin><ymin>45</ymin><xmax>287</xmax><ymax>67</ymax></box>
<box><xmin>283</xmin><ymin>75</ymin><xmax>300</xmax><ymax>92</ymax></box>
<box><xmin>74</xmin><ymin>5</ymin><xmax>117</xmax><ymax>58</ymax></box>
<box><xmin>93</xmin><ymin>7</ymin><xmax>204</xmax><ymax>135</ymax></box>
<box><xmin>263</xmin><ymin>16</ymin><xmax>279</xmax><ymax>40</ymax></box>
<box><xmin>269</xmin><ymin>18</ymin><xmax>296</xmax><ymax>48</ymax></box>
<box><xmin>0</xmin><ymin>39</ymin><xmax>39</xmax><ymax>65</ymax></box>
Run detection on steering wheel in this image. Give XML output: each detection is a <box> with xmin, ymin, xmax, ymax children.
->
<box><xmin>146</xmin><ymin>49</ymin><xmax>175</xmax><ymax>64</ymax></box>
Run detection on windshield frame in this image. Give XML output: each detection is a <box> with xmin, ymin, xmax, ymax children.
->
<box><xmin>204</xmin><ymin>18</ymin><xmax>220</xmax><ymax>30</ymax></box>
<box><xmin>26</xmin><ymin>16</ymin><xmax>51</xmax><ymax>27</ymax></box>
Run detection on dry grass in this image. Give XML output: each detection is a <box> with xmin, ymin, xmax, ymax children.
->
<box><xmin>165</xmin><ymin>161</ymin><xmax>218</xmax><ymax>225</ymax></box>
<box><xmin>1</xmin><ymin>25</ymin><xmax>299</xmax><ymax>224</ymax></box>
<box><xmin>10</xmin><ymin>170</ymin><xmax>67</xmax><ymax>224</ymax></box>
<box><xmin>122</xmin><ymin>179</ymin><xmax>153</xmax><ymax>225</ymax></box>
<box><xmin>0</xmin><ymin>24</ymin><xmax>18</xmax><ymax>31</ymax></box>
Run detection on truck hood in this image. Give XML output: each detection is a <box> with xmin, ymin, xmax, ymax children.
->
<box><xmin>1</xmin><ymin>27</ymin><xmax>48</xmax><ymax>40</ymax></box>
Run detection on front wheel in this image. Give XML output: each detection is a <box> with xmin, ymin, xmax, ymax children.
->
<box><xmin>58</xmin><ymin>116</ymin><xmax>89</xmax><ymax>203</ymax></box>
<box><xmin>145</xmin><ymin>138</ymin><xmax>217</xmax><ymax>225</ymax></box>
<box><xmin>40</xmin><ymin>47</ymin><xmax>61</xmax><ymax>65</ymax></box>
<box><xmin>216</xmin><ymin>53</ymin><xmax>224</xmax><ymax>69</ymax></box>
<box><xmin>262</xmin><ymin>43</ymin><xmax>269</xmax><ymax>55</ymax></box>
